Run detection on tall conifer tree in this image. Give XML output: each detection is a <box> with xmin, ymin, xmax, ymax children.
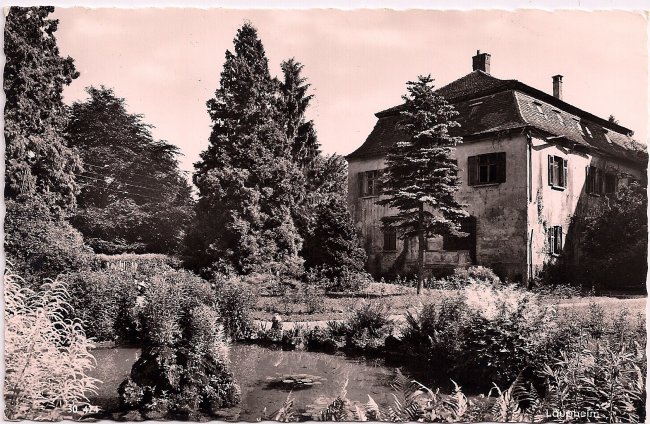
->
<box><xmin>378</xmin><ymin>75</ymin><xmax>467</xmax><ymax>294</ymax></box>
<box><xmin>191</xmin><ymin>23</ymin><xmax>304</xmax><ymax>276</ymax></box>
<box><xmin>4</xmin><ymin>7</ymin><xmax>81</xmax><ymax>213</ymax></box>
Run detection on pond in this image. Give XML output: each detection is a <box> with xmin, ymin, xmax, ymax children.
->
<box><xmin>88</xmin><ymin>344</ymin><xmax>443</xmax><ymax>421</ymax></box>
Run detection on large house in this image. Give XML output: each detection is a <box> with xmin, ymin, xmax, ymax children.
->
<box><xmin>346</xmin><ymin>51</ymin><xmax>647</xmax><ymax>283</ymax></box>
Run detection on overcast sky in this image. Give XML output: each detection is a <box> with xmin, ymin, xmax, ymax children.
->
<box><xmin>51</xmin><ymin>8</ymin><xmax>648</xmax><ymax>175</ymax></box>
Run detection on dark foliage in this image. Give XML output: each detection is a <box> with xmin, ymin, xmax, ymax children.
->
<box><xmin>63</xmin><ymin>270</ymin><xmax>140</xmax><ymax>343</ymax></box>
<box><xmin>4</xmin><ymin>6</ymin><xmax>81</xmax><ymax>213</ymax></box>
<box><xmin>4</xmin><ymin>200</ymin><xmax>93</xmax><ymax>287</ymax></box>
<box><xmin>66</xmin><ymin>86</ymin><xmax>194</xmax><ymax>254</ymax></box>
<box><xmin>188</xmin><ymin>24</ymin><xmax>364</xmax><ymax>279</ymax></box>
<box><xmin>214</xmin><ymin>277</ymin><xmax>255</xmax><ymax>341</ymax></box>
<box><xmin>119</xmin><ymin>271</ymin><xmax>240</xmax><ymax>418</ymax></box>
<box><xmin>189</xmin><ymin>23</ymin><xmax>304</xmax><ymax>276</ymax></box>
<box><xmin>580</xmin><ymin>182</ymin><xmax>647</xmax><ymax>291</ymax></box>
<box><xmin>378</xmin><ymin>75</ymin><xmax>467</xmax><ymax>293</ymax></box>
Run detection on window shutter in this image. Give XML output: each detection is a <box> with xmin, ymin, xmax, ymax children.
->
<box><xmin>548</xmin><ymin>155</ymin><xmax>554</xmax><ymax>186</ymax></box>
<box><xmin>562</xmin><ymin>159</ymin><xmax>568</xmax><ymax>188</ymax></box>
<box><xmin>496</xmin><ymin>152</ymin><xmax>507</xmax><ymax>183</ymax></box>
<box><xmin>558</xmin><ymin>227</ymin><xmax>563</xmax><ymax>252</ymax></box>
<box><xmin>468</xmin><ymin>156</ymin><xmax>478</xmax><ymax>186</ymax></box>
<box><xmin>549</xmin><ymin>228</ymin><xmax>555</xmax><ymax>254</ymax></box>
<box><xmin>357</xmin><ymin>172</ymin><xmax>365</xmax><ymax>197</ymax></box>
<box><xmin>585</xmin><ymin>166</ymin><xmax>591</xmax><ymax>193</ymax></box>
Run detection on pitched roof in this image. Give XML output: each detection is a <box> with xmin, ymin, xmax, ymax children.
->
<box><xmin>347</xmin><ymin>71</ymin><xmax>647</xmax><ymax>166</ymax></box>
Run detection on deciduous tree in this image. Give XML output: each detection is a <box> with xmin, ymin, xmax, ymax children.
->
<box><xmin>67</xmin><ymin>86</ymin><xmax>193</xmax><ymax>254</ymax></box>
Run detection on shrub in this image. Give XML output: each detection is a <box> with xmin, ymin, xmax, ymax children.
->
<box><xmin>402</xmin><ymin>296</ymin><xmax>467</xmax><ymax>364</ymax></box>
<box><xmin>119</xmin><ymin>270</ymin><xmax>239</xmax><ymax>418</ymax></box>
<box><xmin>403</xmin><ymin>281</ymin><xmax>558</xmax><ymax>386</ymax></box>
<box><xmin>338</xmin><ymin>301</ymin><xmax>394</xmax><ymax>349</ymax></box>
<box><xmin>214</xmin><ymin>277</ymin><xmax>255</xmax><ymax>340</ymax></box>
<box><xmin>306</xmin><ymin>266</ymin><xmax>373</xmax><ymax>293</ymax></box>
<box><xmin>579</xmin><ymin>182</ymin><xmax>647</xmax><ymax>292</ymax></box>
<box><xmin>452</xmin><ymin>265</ymin><xmax>501</xmax><ymax>285</ymax></box>
<box><xmin>4</xmin><ymin>200</ymin><xmax>93</xmax><ymax>287</ymax></box>
<box><xmin>63</xmin><ymin>270</ymin><xmax>140</xmax><ymax>342</ymax></box>
<box><xmin>4</xmin><ymin>271</ymin><xmax>99</xmax><ymax>420</ymax></box>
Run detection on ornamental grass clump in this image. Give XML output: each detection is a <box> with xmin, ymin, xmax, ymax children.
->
<box><xmin>4</xmin><ymin>271</ymin><xmax>99</xmax><ymax>420</ymax></box>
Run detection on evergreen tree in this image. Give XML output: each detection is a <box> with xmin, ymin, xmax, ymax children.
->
<box><xmin>4</xmin><ymin>6</ymin><xmax>81</xmax><ymax>213</ymax></box>
<box><xmin>301</xmin><ymin>155</ymin><xmax>366</xmax><ymax>275</ymax></box>
<box><xmin>190</xmin><ymin>23</ymin><xmax>304</xmax><ymax>276</ymax></box>
<box><xmin>67</xmin><ymin>86</ymin><xmax>194</xmax><ymax>254</ymax></box>
<box><xmin>378</xmin><ymin>75</ymin><xmax>467</xmax><ymax>294</ymax></box>
<box><xmin>279</xmin><ymin>58</ymin><xmax>320</xmax><ymax>169</ymax></box>
<box><xmin>278</xmin><ymin>59</ymin><xmax>365</xmax><ymax>276</ymax></box>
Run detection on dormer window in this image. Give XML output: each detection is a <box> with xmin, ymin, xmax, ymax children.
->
<box><xmin>603</xmin><ymin>131</ymin><xmax>613</xmax><ymax>144</ymax></box>
<box><xmin>553</xmin><ymin>110</ymin><xmax>564</xmax><ymax>124</ymax></box>
<box><xmin>533</xmin><ymin>102</ymin><xmax>544</xmax><ymax>115</ymax></box>
<box><xmin>573</xmin><ymin>118</ymin><xmax>584</xmax><ymax>135</ymax></box>
<box><xmin>584</xmin><ymin>125</ymin><xmax>593</xmax><ymax>138</ymax></box>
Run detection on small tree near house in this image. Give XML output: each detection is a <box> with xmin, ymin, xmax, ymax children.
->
<box><xmin>377</xmin><ymin>75</ymin><xmax>468</xmax><ymax>294</ymax></box>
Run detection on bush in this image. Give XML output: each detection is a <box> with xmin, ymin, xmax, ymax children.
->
<box><xmin>4</xmin><ymin>200</ymin><xmax>93</xmax><ymax>287</ymax></box>
<box><xmin>579</xmin><ymin>182</ymin><xmax>647</xmax><ymax>291</ymax></box>
<box><xmin>214</xmin><ymin>276</ymin><xmax>255</xmax><ymax>340</ymax></box>
<box><xmin>452</xmin><ymin>265</ymin><xmax>501</xmax><ymax>284</ymax></box>
<box><xmin>403</xmin><ymin>281</ymin><xmax>558</xmax><ymax>386</ymax></box>
<box><xmin>119</xmin><ymin>270</ymin><xmax>239</xmax><ymax>418</ymax></box>
<box><xmin>338</xmin><ymin>301</ymin><xmax>394</xmax><ymax>349</ymax></box>
<box><xmin>63</xmin><ymin>270</ymin><xmax>140</xmax><ymax>342</ymax></box>
<box><xmin>305</xmin><ymin>266</ymin><xmax>373</xmax><ymax>293</ymax></box>
<box><xmin>402</xmin><ymin>296</ymin><xmax>467</xmax><ymax>364</ymax></box>
<box><xmin>4</xmin><ymin>271</ymin><xmax>99</xmax><ymax>420</ymax></box>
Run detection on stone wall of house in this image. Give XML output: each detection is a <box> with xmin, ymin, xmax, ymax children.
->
<box><xmin>527</xmin><ymin>136</ymin><xmax>646</xmax><ymax>277</ymax></box>
<box><xmin>347</xmin><ymin>133</ymin><xmax>529</xmax><ymax>281</ymax></box>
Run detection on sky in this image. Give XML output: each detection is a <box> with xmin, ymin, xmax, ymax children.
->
<box><xmin>50</xmin><ymin>7</ymin><xmax>649</xmax><ymax>176</ymax></box>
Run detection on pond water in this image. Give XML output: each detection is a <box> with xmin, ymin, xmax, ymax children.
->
<box><xmin>88</xmin><ymin>344</ymin><xmax>441</xmax><ymax>421</ymax></box>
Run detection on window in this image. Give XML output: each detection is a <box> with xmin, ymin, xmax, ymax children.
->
<box><xmin>549</xmin><ymin>226</ymin><xmax>563</xmax><ymax>256</ymax></box>
<box><xmin>573</xmin><ymin>118</ymin><xmax>584</xmax><ymax>135</ymax></box>
<box><xmin>548</xmin><ymin>155</ymin><xmax>568</xmax><ymax>189</ymax></box>
<box><xmin>604</xmin><ymin>172</ymin><xmax>617</xmax><ymax>194</ymax></box>
<box><xmin>467</xmin><ymin>152</ymin><xmax>506</xmax><ymax>185</ymax></box>
<box><xmin>358</xmin><ymin>170</ymin><xmax>381</xmax><ymax>197</ymax></box>
<box><xmin>383</xmin><ymin>227</ymin><xmax>397</xmax><ymax>251</ymax></box>
<box><xmin>586</xmin><ymin>165</ymin><xmax>603</xmax><ymax>195</ymax></box>
<box><xmin>604</xmin><ymin>132</ymin><xmax>613</xmax><ymax>144</ymax></box>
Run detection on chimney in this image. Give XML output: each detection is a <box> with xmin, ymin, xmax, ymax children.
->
<box><xmin>472</xmin><ymin>50</ymin><xmax>491</xmax><ymax>74</ymax></box>
<box><xmin>552</xmin><ymin>75</ymin><xmax>563</xmax><ymax>100</ymax></box>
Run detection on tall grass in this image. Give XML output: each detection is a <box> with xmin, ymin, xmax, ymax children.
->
<box><xmin>4</xmin><ymin>271</ymin><xmax>99</xmax><ymax>420</ymax></box>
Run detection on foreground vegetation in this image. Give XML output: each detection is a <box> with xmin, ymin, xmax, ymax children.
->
<box><xmin>3</xmin><ymin>5</ymin><xmax>647</xmax><ymax>423</ymax></box>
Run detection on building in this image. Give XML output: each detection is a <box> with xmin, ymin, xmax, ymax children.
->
<box><xmin>346</xmin><ymin>51</ymin><xmax>647</xmax><ymax>283</ymax></box>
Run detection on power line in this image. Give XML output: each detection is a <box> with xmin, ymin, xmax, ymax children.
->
<box><xmin>78</xmin><ymin>171</ymin><xmax>164</xmax><ymax>193</ymax></box>
<box><xmin>81</xmin><ymin>162</ymin><xmax>173</xmax><ymax>182</ymax></box>
<box><xmin>76</xmin><ymin>176</ymin><xmax>162</xmax><ymax>201</ymax></box>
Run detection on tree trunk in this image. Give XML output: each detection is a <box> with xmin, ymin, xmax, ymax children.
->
<box><xmin>417</xmin><ymin>204</ymin><xmax>425</xmax><ymax>295</ymax></box>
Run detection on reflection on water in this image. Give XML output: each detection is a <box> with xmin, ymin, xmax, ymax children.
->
<box><xmin>230</xmin><ymin>345</ymin><xmax>397</xmax><ymax>421</ymax></box>
<box><xmin>87</xmin><ymin>344</ymin><xmax>427</xmax><ymax>421</ymax></box>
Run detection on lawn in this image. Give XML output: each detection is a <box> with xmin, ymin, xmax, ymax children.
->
<box><xmin>251</xmin><ymin>281</ymin><xmax>646</xmax><ymax>324</ymax></box>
